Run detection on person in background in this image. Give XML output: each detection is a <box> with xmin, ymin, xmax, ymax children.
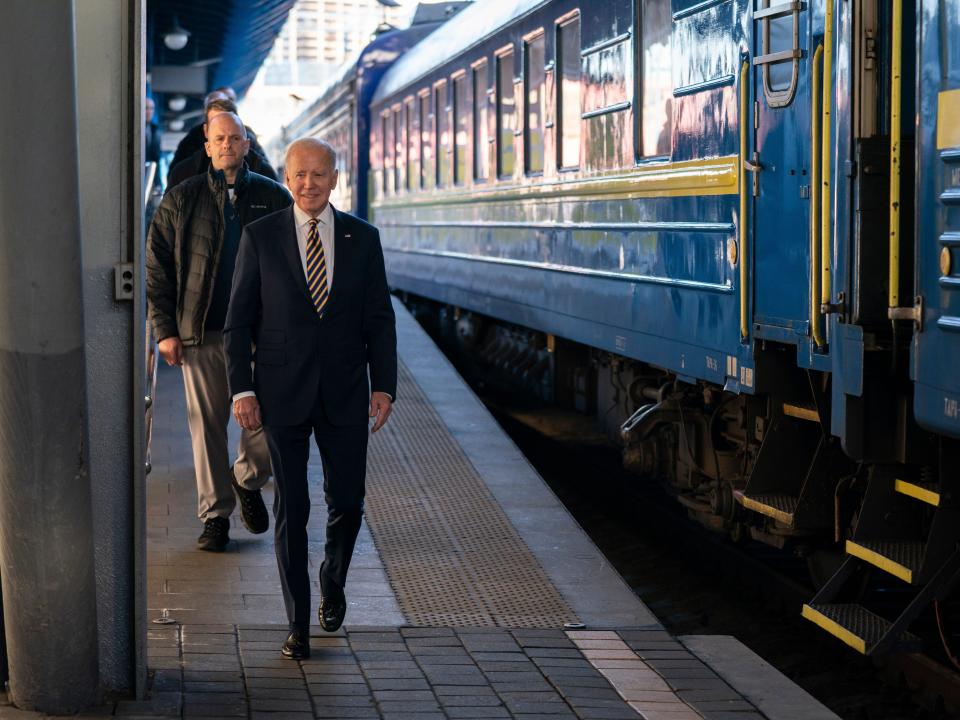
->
<box><xmin>147</xmin><ymin>112</ymin><xmax>293</xmax><ymax>552</ymax></box>
<box><xmin>224</xmin><ymin>138</ymin><xmax>397</xmax><ymax>659</ymax></box>
<box><xmin>167</xmin><ymin>97</ymin><xmax>277</xmax><ymax>189</ymax></box>
<box><xmin>144</xmin><ymin>96</ymin><xmax>162</xmax><ymax>164</ymax></box>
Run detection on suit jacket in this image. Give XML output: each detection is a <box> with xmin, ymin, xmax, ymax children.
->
<box><xmin>223</xmin><ymin>205</ymin><xmax>397</xmax><ymax>427</ymax></box>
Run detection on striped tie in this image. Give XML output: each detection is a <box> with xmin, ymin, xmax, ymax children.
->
<box><xmin>305</xmin><ymin>218</ymin><xmax>329</xmax><ymax>316</ymax></box>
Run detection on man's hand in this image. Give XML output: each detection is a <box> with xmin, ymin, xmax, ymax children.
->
<box><xmin>369</xmin><ymin>391</ymin><xmax>393</xmax><ymax>433</ymax></box>
<box><xmin>158</xmin><ymin>336</ymin><xmax>183</xmax><ymax>366</ymax></box>
<box><xmin>234</xmin><ymin>396</ymin><xmax>262</xmax><ymax>431</ymax></box>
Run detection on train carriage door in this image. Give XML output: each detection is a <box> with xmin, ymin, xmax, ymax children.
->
<box><xmin>751</xmin><ymin>0</ymin><xmax>816</xmax><ymax>341</ymax></box>
<box><xmin>914</xmin><ymin>0</ymin><xmax>960</xmax><ymax>437</ymax></box>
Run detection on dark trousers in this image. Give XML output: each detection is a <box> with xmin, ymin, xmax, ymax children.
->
<box><xmin>263</xmin><ymin>393</ymin><xmax>368</xmax><ymax>631</ymax></box>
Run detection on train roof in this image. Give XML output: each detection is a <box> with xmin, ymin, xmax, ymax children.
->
<box><xmin>371</xmin><ymin>0</ymin><xmax>549</xmax><ymax>105</ymax></box>
<box><xmin>283</xmin><ymin>3</ymin><xmax>470</xmax><ymax>140</ymax></box>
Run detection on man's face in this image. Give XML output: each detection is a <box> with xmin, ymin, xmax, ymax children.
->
<box><xmin>205</xmin><ymin>114</ymin><xmax>249</xmax><ymax>174</ymax></box>
<box><xmin>145</xmin><ymin>98</ymin><xmax>155</xmax><ymax>123</ymax></box>
<box><xmin>285</xmin><ymin>146</ymin><xmax>339</xmax><ymax>216</ymax></box>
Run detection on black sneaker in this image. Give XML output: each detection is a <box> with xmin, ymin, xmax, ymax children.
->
<box><xmin>231</xmin><ymin>473</ymin><xmax>269</xmax><ymax>534</ymax></box>
<box><xmin>197</xmin><ymin>516</ymin><xmax>230</xmax><ymax>552</ymax></box>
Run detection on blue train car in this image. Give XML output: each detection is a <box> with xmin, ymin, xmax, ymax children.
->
<box><xmin>290</xmin><ymin>0</ymin><xmax>960</xmax><ymax>658</ymax></box>
<box><xmin>278</xmin><ymin>3</ymin><xmax>470</xmax><ymax>218</ymax></box>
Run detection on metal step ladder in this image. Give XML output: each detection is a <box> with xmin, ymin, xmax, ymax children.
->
<box><xmin>734</xmin><ymin>401</ymin><xmax>851</xmax><ymax>532</ymax></box>
<box><xmin>802</xmin><ymin>462</ymin><xmax>960</xmax><ymax>655</ymax></box>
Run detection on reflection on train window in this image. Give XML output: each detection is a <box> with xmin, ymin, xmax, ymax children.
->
<box><xmin>767</xmin><ymin>15</ymin><xmax>792</xmax><ymax>90</ymax></box>
<box><xmin>453</xmin><ymin>74</ymin><xmax>468</xmax><ymax>185</ymax></box>
<box><xmin>640</xmin><ymin>0</ymin><xmax>672</xmax><ymax>157</ymax></box>
<box><xmin>758</xmin><ymin>0</ymin><xmax>801</xmax><ymax>107</ymax></box>
<box><xmin>392</xmin><ymin>107</ymin><xmax>402</xmax><ymax>193</ymax></box>
<box><xmin>382</xmin><ymin>112</ymin><xmax>392</xmax><ymax>195</ymax></box>
<box><xmin>473</xmin><ymin>61</ymin><xmax>490</xmax><ymax>181</ymax></box>
<box><xmin>525</xmin><ymin>32</ymin><xmax>545</xmax><ymax>175</ymax></box>
<box><xmin>419</xmin><ymin>91</ymin><xmax>433</xmax><ymax>189</ymax></box>
<box><xmin>946</xmin><ymin>0</ymin><xmax>960</xmax><ymax>83</ymax></box>
<box><xmin>405</xmin><ymin>98</ymin><xmax>417</xmax><ymax>191</ymax></box>
<box><xmin>557</xmin><ymin>14</ymin><xmax>581</xmax><ymax>169</ymax></box>
<box><xmin>497</xmin><ymin>49</ymin><xmax>516</xmax><ymax>178</ymax></box>
<box><xmin>435</xmin><ymin>81</ymin><xmax>450</xmax><ymax>187</ymax></box>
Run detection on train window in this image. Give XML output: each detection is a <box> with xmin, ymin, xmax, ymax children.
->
<box><xmin>496</xmin><ymin>49</ymin><xmax>516</xmax><ymax>178</ymax></box>
<box><xmin>436</xmin><ymin>81</ymin><xmax>450</xmax><ymax>187</ymax></box>
<box><xmin>556</xmin><ymin>14</ymin><xmax>581</xmax><ymax>169</ymax></box>
<box><xmin>392</xmin><ymin>106</ymin><xmax>402</xmax><ymax>193</ymax></box>
<box><xmin>381</xmin><ymin>112</ymin><xmax>392</xmax><ymax>195</ymax></box>
<box><xmin>405</xmin><ymin>98</ymin><xmax>417</xmax><ymax>191</ymax></box>
<box><xmin>524</xmin><ymin>32</ymin><xmax>545</xmax><ymax>175</ymax></box>
<box><xmin>756</xmin><ymin>0</ymin><xmax>802</xmax><ymax>107</ymax></box>
<box><xmin>453</xmin><ymin>74</ymin><xmax>468</xmax><ymax>185</ymax></box>
<box><xmin>473</xmin><ymin>61</ymin><xmax>490</xmax><ymax>181</ymax></box>
<box><xmin>639</xmin><ymin>0</ymin><xmax>672</xmax><ymax>157</ymax></box>
<box><xmin>419</xmin><ymin>91</ymin><xmax>433</xmax><ymax>189</ymax></box>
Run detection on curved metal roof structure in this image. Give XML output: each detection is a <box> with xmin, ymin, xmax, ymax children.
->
<box><xmin>148</xmin><ymin>0</ymin><xmax>296</xmax><ymax>99</ymax></box>
<box><xmin>372</xmin><ymin>0</ymin><xmax>548</xmax><ymax>104</ymax></box>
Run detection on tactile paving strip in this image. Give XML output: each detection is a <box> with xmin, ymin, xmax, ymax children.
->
<box><xmin>363</xmin><ymin>361</ymin><xmax>578</xmax><ymax>627</ymax></box>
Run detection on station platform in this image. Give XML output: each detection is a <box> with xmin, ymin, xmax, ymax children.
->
<box><xmin>1</xmin><ymin>301</ymin><xmax>838</xmax><ymax>720</ymax></box>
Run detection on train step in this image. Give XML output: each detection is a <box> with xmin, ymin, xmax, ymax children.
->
<box><xmin>845</xmin><ymin>539</ymin><xmax>924</xmax><ymax>584</ymax></box>
<box><xmin>801</xmin><ymin>602</ymin><xmax>922</xmax><ymax>655</ymax></box>
<box><xmin>735</xmin><ymin>492</ymin><xmax>797</xmax><ymax>526</ymax></box>
<box><xmin>894</xmin><ymin>479</ymin><xmax>940</xmax><ymax>506</ymax></box>
<box><xmin>782</xmin><ymin>402</ymin><xmax>820</xmax><ymax>423</ymax></box>
<box><xmin>734</xmin><ymin>413</ymin><xmax>850</xmax><ymax>532</ymax></box>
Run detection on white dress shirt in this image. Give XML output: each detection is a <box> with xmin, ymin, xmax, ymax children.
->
<box><xmin>293</xmin><ymin>201</ymin><xmax>335</xmax><ymax>289</ymax></box>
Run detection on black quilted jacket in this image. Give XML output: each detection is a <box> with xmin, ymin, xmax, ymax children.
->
<box><xmin>146</xmin><ymin>163</ymin><xmax>292</xmax><ymax>346</ymax></box>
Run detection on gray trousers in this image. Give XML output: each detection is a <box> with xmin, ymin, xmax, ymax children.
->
<box><xmin>181</xmin><ymin>331</ymin><xmax>271</xmax><ymax>521</ymax></box>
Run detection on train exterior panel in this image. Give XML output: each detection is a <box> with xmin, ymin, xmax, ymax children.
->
<box><xmin>294</xmin><ymin>0</ymin><xmax>960</xmax><ymax>659</ymax></box>
<box><xmin>369</xmin><ymin>0</ymin><xmax>758</xmax><ymax>395</ymax></box>
<box><xmin>914</xmin><ymin>0</ymin><xmax>960</xmax><ymax>438</ymax></box>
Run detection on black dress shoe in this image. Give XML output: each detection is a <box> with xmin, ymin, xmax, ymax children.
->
<box><xmin>231</xmin><ymin>469</ymin><xmax>269</xmax><ymax>534</ymax></box>
<box><xmin>197</xmin><ymin>516</ymin><xmax>230</xmax><ymax>552</ymax></box>
<box><xmin>318</xmin><ymin>594</ymin><xmax>346</xmax><ymax>632</ymax></box>
<box><xmin>281</xmin><ymin>628</ymin><xmax>310</xmax><ymax>659</ymax></box>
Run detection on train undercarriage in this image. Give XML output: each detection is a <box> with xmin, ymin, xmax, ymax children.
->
<box><xmin>402</xmin><ymin>293</ymin><xmax>960</xmax><ymax>664</ymax></box>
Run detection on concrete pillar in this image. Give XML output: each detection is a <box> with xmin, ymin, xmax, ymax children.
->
<box><xmin>75</xmin><ymin>0</ymin><xmax>146</xmax><ymax>695</ymax></box>
<box><xmin>0</xmin><ymin>0</ymin><xmax>100</xmax><ymax>713</ymax></box>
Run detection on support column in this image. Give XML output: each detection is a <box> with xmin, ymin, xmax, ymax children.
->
<box><xmin>0</xmin><ymin>0</ymin><xmax>100</xmax><ymax>713</ymax></box>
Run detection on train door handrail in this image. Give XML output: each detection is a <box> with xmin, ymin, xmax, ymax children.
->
<box><xmin>811</xmin><ymin>44</ymin><xmax>825</xmax><ymax>348</ymax></box>
<box><xmin>820</xmin><ymin>0</ymin><xmax>834</xmax><ymax>315</ymax></box>
<box><xmin>740</xmin><ymin>59</ymin><xmax>749</xmax><ymax>342</ymax></box>
<box><xmin>887</xmin><ymin>0</ymin><xmax>903</xmax><ymax>312</ymax></box>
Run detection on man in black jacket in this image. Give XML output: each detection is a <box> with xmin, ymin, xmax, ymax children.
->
<box><xmin>147</xmin><ymin>112</ymin><xmax>293</xmax><ymax>552</ymax></box>
<box><xmin>167</xmin><ymin>98</ymin><xmax>277</xmax><ymax>190</ymax></box>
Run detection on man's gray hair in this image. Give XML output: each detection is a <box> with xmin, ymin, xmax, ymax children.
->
<box><xmin>285</xmin><ymin>137</ymin><xmax>337</xmax><ymax>170</ymax></box>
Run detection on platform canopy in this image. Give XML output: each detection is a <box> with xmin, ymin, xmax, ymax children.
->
<box><xmin>148</xmin><ymin>0</ymin><xmax>295</xmax><ymax>106</ymax></box>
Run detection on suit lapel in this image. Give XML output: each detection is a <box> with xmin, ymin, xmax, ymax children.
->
<box><xmin>279</xmin><ymin>207</ymin><xmax>312</xmax><ymax>305</ymax></box>
<box><xmin>329</xmin><ymin>207</ymin><xmax>350</xmax><ymax>309</ymax></box>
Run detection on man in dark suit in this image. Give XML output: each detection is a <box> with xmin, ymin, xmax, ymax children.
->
<box><xmin>223</xmin><ymin>138</ymin><xmax>397</xmax><ymax>660</ymax></box>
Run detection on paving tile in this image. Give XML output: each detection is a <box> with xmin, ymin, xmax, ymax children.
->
<box><xmin>367</xmin><ymin>677</ymin><xmax>432</xmax><ymax>691</ymax></box>
<box><xmin>687</xmin><ymin>699</ymin><xmax>757</xmax><ymax>712</ymax></box>
<box><xmin>312</xmin><ymin>707</ymin><xmax>381</xmax><ymax>718</ymax></box>
<box><xmin>439</xmin><ymin>694</ymin><xmax>505</xmax><ymax>707</ymax></box>
<box><xmin>182</xmin><ymin>681</ymin><xmax>243</xmax><ymax>693</ymax></box>
<box><xmin>444</xmin><ymin>707</ymin><xmax>511</xmax><ymax>718</ymax></box>
<box><xmin>567</xmin><ymin>631</ymin><xmax>621</xmax><ymax>640</ymax></box>
<box><xmin>308</xmin><ymin>681</ymin><xmax>372</xmax><ymax>695</ymax></box>
<box><xmin>248</xmin><ymin>697</ymin><xmax>314</xmax><ymax>712</ymax></box>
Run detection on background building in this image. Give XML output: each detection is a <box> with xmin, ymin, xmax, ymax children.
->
<box><xmin>240</xmin><ymin>0</ymin><xmax>412</xmax><ymax>153</ymax></box>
